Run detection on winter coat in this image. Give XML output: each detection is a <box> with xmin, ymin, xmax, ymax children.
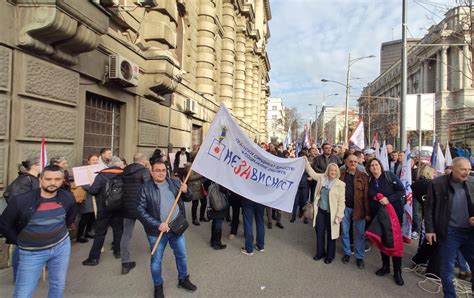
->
<box><xmin>79</xmin><ymin>184</ymin><xmax>94</xmax><ymax>214</ymax></box>
<box><xmin>174</xmin><ymin>151</ymin><xmax>190</xmax><ymax>172</ymax></box>
<box><xmin>313</xmin><ymin>155</ymin><xmax>340</xmax><ymax>173</ymax></box>
<box><xmin>340</xmin><ymin>168</ymin><xmax>370</xmax><ymax>220</ymax></box>
<box><xmin>188</xmin><ymin>170</ymin><xmax>204</xmax><ymax>201</ymax></box>
<box><xmin>88</xmin><ymin>167</ymin><xmax>123</xmax><ymax>212</ymax></box>
<box><xmin>121</xmin><ymin>163</ymin><xmax>151</xmax><ymax>219</ymax></box>
<box><xmin>136</xmin><ymin>178</ymin><xmax>193</xmax><ymax>236</ymax></box>
<box><xmin>367</xmin><ymin>171</ymin><xmax>405</xmax><ymax>223</ymax></box>
<box><xmin>3</xmin><ymin>172</ymin><xmax>39</xmax><ymax>203</ymax></box>
<box><xmin>305</xmin><ymin>162</ymin><xmax>345</xmax><ymax>240</ymax></box>
<box><xmin>0</xmin><ymin>189</ymin><xmax>77</xmax><ymax>245</ymax></box>
<box><xmin>425</xmin><ymin>175</ymin><xmax>474</xmax><ymax>241</ymax></box>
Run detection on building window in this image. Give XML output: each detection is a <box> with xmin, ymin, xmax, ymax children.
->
<box><xmin>272</xmin><ymin>106</ymin><xmax>277</xmax><ymax>110</ymax></box>
<box><xmin>83</xmin><ymin>92</ymin><xmax>121</xmax><ymax>163</ymax></box>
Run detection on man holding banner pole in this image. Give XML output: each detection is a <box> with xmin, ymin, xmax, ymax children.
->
<box><xmin>136</xmin><ymin>160</ymin><xmax>196</xmax><ymax>298</ymax></box>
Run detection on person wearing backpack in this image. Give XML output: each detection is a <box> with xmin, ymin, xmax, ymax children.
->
<box><xmin>2</xmin><ymin>158</ymin><xmax>41</xmax><ymax>282</ymax></box>
<box><xmin>120</xmin><ymin>153</ymin><xmax>151</xmax><ymax>274</ymax></box>
<box><xmin>204</xmin><ymin>180</ymin><xmax>229</xmax><ymax>250</ymax></box>
<box><xmin>82</xmin><ymin>157</ymin><xmax>125</xmax><ymax>266</ymax></box>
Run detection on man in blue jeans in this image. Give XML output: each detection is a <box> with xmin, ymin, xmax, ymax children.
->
<box><xmin>241</xmin><ymin>197</ymin><xmax>266</xmax><ymax>256</ymax></box>
<box><xmin>0</xmin><ymin>165</ymin><xmax>76</xmax><ymax>297</ymax></box>
<box><xmin>425</xmin><ymin>157</ymin><xmax>474</xmax><ymax>298</ymax></box>
<box><xmin>339</xmin><ymin>154</ymin><xmax>370</xmax><ymax>269</ymax></box>
<box><xmin>136</xmin><ymin>161</ymin><xmax>195</xmax><ymax>298</ymax></box>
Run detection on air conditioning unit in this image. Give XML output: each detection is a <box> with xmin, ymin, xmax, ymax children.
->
<box><xmin>109</xmin><ymin>55</ymin><xmax>139</xmax><ymax>87</ymax></box>
<box><xmin>184</xmin><ymin>98</ymin><xmax>197</xmax><ymax>114</ymax></box>
<box><xmin>100</xmin><ymin>0</ymin><xmax>120</xmax><ymax>7</ymax></box>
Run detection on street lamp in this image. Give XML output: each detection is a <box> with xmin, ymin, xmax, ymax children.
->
<box><xmin>322</xmin><ymin>53</ymin><xmax>375</xmax><ymax>145</ymax></box>
<box><xmin>309</xmin><ymin>93</ymin><xmax>338</xmax><ymax>145</ymax></box>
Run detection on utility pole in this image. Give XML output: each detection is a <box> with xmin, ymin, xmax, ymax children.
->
<box><xmin>400</xmin><ymin>0</ymin><xmax>408</xmax><ymax>150</ymax></box>
<box><xmin>344</xmin><ymin>53</ymin><xmax>351</xmax><ymax>145</ymax></box>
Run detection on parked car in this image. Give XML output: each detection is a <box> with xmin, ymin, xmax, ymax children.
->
<box><xmin>413</xmin><ymin>146</ymin><xmax>433</xmax><ymax>164</ymax></box>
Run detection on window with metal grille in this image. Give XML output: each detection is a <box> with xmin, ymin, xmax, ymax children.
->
<box><xmin>83</xmin><ymin>92</ymin><xmax>121</xmax><ymax>163</ymax></box>
<box><xmin>192</xmin><ymin>125</ymin><xmax>202</xmax><ymax>147</ymax></box>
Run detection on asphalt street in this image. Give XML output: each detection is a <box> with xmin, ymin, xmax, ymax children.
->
<box><xmin>0</xmin><ymin>203</ymin><xmax>445</xmax><ymax>297</ymax></box>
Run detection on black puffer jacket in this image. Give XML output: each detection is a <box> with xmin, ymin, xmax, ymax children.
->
<box><xmin>3</xmin><ymin>172</ymin><xmax>40</xmax><ymax>203</ymax></box>
<box><xmin>88</xmin><ymin>167</ymin><xmax>123</xmax><ymax>212</ymax></box>
<box><xmin>122</xmin><ymin>163</ymin><xmax>150</xmax><ymax>219</ymax></box>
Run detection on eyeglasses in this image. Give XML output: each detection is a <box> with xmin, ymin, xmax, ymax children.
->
<box><xmin>153</xmin><ymin>169</ymin><xmax>167</xmax><ymax>173</ymax></box>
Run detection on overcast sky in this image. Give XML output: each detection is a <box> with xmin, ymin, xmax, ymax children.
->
<box><xmin>267</xmin><ymin>0</ymin><xmax>462</xmax><ymax>121</ymax></box>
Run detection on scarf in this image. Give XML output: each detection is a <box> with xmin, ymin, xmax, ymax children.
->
<box><xmin>322</xmin><ymin>177</ymin><xmax>337</xmax><ymax>190</ymax></box>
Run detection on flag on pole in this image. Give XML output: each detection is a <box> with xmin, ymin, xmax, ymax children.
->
<box><xmin>40</xmin><ymin>136</ymin><xmax>48</xmax><ymax>170</ymax></box>
<box><xmin>303</xmin><ymin>123</ymin><xmax>310</xmax><ymax>148</ymax></box>
<box><xmin>435</xmin><ymin>143</ymin><xmax>445</xmax><ymax>174</ymax></box>
<box><xmin>445</xmin><ymin>141</ymin><xmax>453</xmax><ymax>166</ymax></box>
<box><xmin>400</xmin><ymin>144</ymin><xmax>413</xmax><ymax>243</ymax></box>
<box><xmin>192</xmin><ymin>104</ymin><xmax>305</xmax><ymax>213</ymax></box>
<box><xmin>379</xmin><ymin>141</ymin><xmax>390</xmax><ymax>171</ymax></box>
<box><xmin>430</xmin><ymin>141</ymin><xmax>438</xmax><ymax>168</ymax></box>
<box><xmin>283</xmin><ymin>127</ymin><xmax>291</xmax><ymax>150</ymax></box>
<box><xmin>349</xmin><ymin>121</ymin><xmax>365</xmax><ymax>149</ymax></box>
<box><xmin>371</xmin><ymin>132</ymin><xmax>379</xmax><ymax>148</ymax></box>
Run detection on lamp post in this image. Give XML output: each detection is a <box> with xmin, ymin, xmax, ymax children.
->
<box><xmin>322</xmin><ymin>54</ymin><xmax>375</xmax><ymax>145</ymax></box>
<box><xmin>309</xmin><ymin>93</ymin><xmax>338</xmax><ymax>145</ymax></box>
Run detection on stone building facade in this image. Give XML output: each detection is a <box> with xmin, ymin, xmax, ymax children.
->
<box><xmin>358</xmin><ymin>6</ymin><xmax>474</xmax><ymax>147</ymax></box>
<box><xmin>267</xmin><ymin>97</ymin><xmax>285</xmax><ymax>143</ymax></box>
<box><xmin>0</xmin><ymin>0</ymin><xmax>271</xmax><ymax>268</ymax></box>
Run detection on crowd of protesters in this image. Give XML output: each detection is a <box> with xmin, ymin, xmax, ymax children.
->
<box><xmin>0</xmin><ymin>140</ymin><xmax>473</xmax><ymax>298</ymax></box>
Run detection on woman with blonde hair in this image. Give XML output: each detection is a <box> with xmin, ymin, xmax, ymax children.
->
<box><xmin>304</xmin><ymin>159</ymin><xmax>345</xmax><ymax>264</ymax></box>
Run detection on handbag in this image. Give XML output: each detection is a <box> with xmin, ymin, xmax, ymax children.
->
<box><xmin>168</xmin><ymin>213</ymin><xmax>189</xmax><ymax>235</ymax></box>
<box><xmin>303</xmin><ymin>201</ymin><xmax>314</xmax><ymax>220</ymax></box>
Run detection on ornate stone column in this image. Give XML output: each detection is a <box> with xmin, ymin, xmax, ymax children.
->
<box><xmin>439</xmin><ymin>46</ymin><xmax>448</xmax><ymax>92</ymax></box>
<box><xmin>196</xmin><ymin>0</ymin><xmax>216</xmax><ymax>98</ymax></box>
<box><xmin>219</xmin><ymin>1</ymin><xmax>236</xmax><ymax>109</ymax></box>
<box><xmin>251</xmin><ymin>60</ymin><xmax>260</xmax><ymax>128</ymax></box>
<box><xmin>233</xmin><ymin>19</ymin><xmax>246</xmax><ymax>118</ymax></box>
<box><xmin>244</xmin><ymin>39</ymin><xmax>254</xmax><ymax>119</ymax></box>
<box><xmin>463</xmin><ymin>45</ymin><xmax>471</xmax><ymax>89</ymax></box>
<box><xmin>423</xmin><ymin>60</ymin><xmax>429</xmax><ymax>93</ymax></box>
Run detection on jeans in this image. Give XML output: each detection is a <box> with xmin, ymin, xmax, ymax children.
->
<box><xmin>341</xmin><ymin>208</ymin><xmax>366</xmax><ymax>259</ymax></box>
<box><xmin>315</xmin><ymin>208</ymin><xmax>335</xmax><ymax>260</ymax></box>
<box><xmin>242</xmin><ymin>199</ymin><xmax>265</xmax><ymax>252</ymax></box>
<box><xmin>212</xmin><ymin>218</ymin><xmax>224</xmax><ymax>230</ymax></box>
<box><xmin>120</xmin><ymin>218</ymin><xmax>136</xmax><ymax>263</ymax></box>
<box><xmin>12</xmin><ymin>247</ymin><xmax>19</xmax><ymax>281</ymax></box>
<box><xmin>438</xmin><ymin>226</ymin><xmax>474</xmax><ymax>298</ymax></box>
<box><xmin>147</xmin><ymin>233</ymin><xmax>188</xmax><ymax>286</ymax></box>
<box><xmin>14</xmin><ymin>238</ymin><xmax>71</xmax><ymax>298</ymax></box>
<box><xmin>88</xmin><ymin>210</ymin><xmax>123</xmax><ymax>260</ymax></box>
<box><xmin>457</xmin><ymin>250</ymin><xmax>470</xmax><ymax>272</ymax></box>
<box><xmin>292</xmin><ymin>187</ymin><xmax>309</xmax><ymax>216</ymax></box>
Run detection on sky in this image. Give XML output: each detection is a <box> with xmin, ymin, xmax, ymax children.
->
<box><xmin>267</xmin><ymin>0</ymin><xmax>462</xmax><ymax>121</ymax></box>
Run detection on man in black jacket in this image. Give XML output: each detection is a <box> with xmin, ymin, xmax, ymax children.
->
<box><xmin>120</xmin><ymin>152</ymin><xmax>151</xmax><ymax>274</ymax></box>
<box><xmin>173</xmin><ymin>147</ymin><xmax>190</xmax><ymax>181</ymax></box>
<box><xmin>82</xmin><ymin>157</ymin><xmax>125</xmax><ymax>266</ymax></box>
<box><xmin>0</xmin><ymin>165</ymin><xmax>76</xmax><ymax>297</ymax></box>
<box><xmin>425</xmin><ymin>157</ymin><xmax>474</xmax><ymax>298</ymax></box>
<box><xmin>136</xmin><ymin>160</ymin><xmax>195</xmax><ymax>298</ymax></box>
<box><xmin>313</xmin><ymin>143</ymin><xmax>339</xmax><ymax>173</ymax></box>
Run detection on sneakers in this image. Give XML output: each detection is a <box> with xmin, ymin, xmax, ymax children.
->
<box><xmin>241</xmin><ymin>248</ymin><xmax>254</xmax><ymax>256</ymax></box>
<box><xmin>254</xmin><ymin>244</ymin><xmax>265</xmax><ymax>253</ymax></box>
<box><xmin>177</xmin><ymin>275</ymin><xmax>197</xmax><ymax>292</ymax></box>
<box><xmin>459</xmin><ymin>271</ymin><xmax>472</xmax><ymax>280</ymax></box>
<box><xmin>341</xmin><ymin>255</ymin><xmax>350</xmax><ymax>264</ymax></box>
<box><xmin>411</xmin><ymin>231</ymin><xmax>419</xmax><ymax>240</ymax></box>
<box><xmin>356</xmin><ymin>259</ymin><xmax>365</xmax><ymax>269</ymax></box>
<box><xmin>154</xmin><ymin>284</ymin><xmax>164</xmax><ymax>298</ymax></box>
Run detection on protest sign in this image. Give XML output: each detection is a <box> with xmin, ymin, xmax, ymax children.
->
<box><xmin>72</xmin><ymin>164</ymin><xmax>105</xmax><ymax>186</ymax></box>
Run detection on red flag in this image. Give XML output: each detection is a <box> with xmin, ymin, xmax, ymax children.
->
<box><xmin>371</xmin><ymin>132</ymin><xmax>379</xmax><ymax>148</ymax></box>
<box><xmin>40</xmin><ymin>136</ymin><xmax>48</xmax><ymax>170</ymax></box>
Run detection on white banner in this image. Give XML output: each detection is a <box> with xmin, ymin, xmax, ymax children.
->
<box><xmin>192</xmin><ymin>104</ymin><xmax>305</xmax><ymax>213</ymax></box>
<box><xmin>349</xmin><ymin>121</ymin><xmax>364</xmax><ymax>149</ymax></box>
<box><xmin>400</xmin><ymin>144</ymin><xmax>413</xmax><ymax>243</ymax></box>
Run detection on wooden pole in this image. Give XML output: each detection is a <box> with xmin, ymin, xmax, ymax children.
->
<box><xmin>150</xmin><ymin>169</ymin><xmax>193</xmax><ymax>256</ymax></box>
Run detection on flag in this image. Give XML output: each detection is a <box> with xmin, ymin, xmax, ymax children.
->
<box><xmin>349</xmin><ymin>121</ymin><xmax>365</xmax><ymax>149</ymax></box>
<box><xmin>445</xmin><ymin>141</ymin><xmax>453</xmax><ymax>166</ymax></box>
<box><xmin>379</xmin><ymin>141</ymin><xmax>390</xmax><ymax>171</ymax></box>
<box><xmin>371</xmin><ymin>132</ymin><xmax>379</xmax><ymax>148</ymax></box>
<box><xmin>400</xmin><ymin>144</ymin><xmax>413</xmax><ymax>243</ymax></box>
<box><xmin>375</xmin><ymin>140</ymin><xmax>381</xmax><ymax>160</ymax></box>
<box><xmin>303</xmin><ymin>123</ymin><xmax>310</xmax><ymax>148</ymax></box>
<box><xmin>435</xmin><ymin>143</ymin><xmax>445</xmax><ymax>174</ymax></box>
<box><xmin>283</xmin><ymin>127</ymin><xmax>291</xmax><ymax>150</ymax></box>
<box><xmin>40</xmin><ymin>136</ymin><xmax>48</xmax><ymax>170</ymax></box>
<box><xmin>430</xmin><ymin>141</ymin><xmax>438</xmax><ymax>168</ymax></box>
<box><xmin>192</xmin><ymin>104</ymin><xmax>305</xmax><ymax>213</ymax></box>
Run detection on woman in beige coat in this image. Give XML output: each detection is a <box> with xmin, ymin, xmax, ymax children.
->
<box><xmin>305</xmin><ymin>160</ymin><xmax>345</xmax><ymax>264</ymax></box>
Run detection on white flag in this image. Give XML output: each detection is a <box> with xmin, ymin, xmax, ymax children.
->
<box><xmin>349</xmin><ymin>121</ymin><xmax>365</xmax><ymax>149</ymax></box>
<box><xmin>445</xmin><ymin>141</ymin><xmax>453</xmax><ymax>166</ymax></box>
<box><xmin>400</xmin><ymin>144</ymin><xmax>413</xmax><ymax>243</ymax></box>
<box><xmin>379</xmin><ymin>141</ymin><xmax>390</xmax><ymax>171</ymax></box>
<box><xmin>435</xmin><ymin>143</ymin><xmax>445</xmax><ymax>174</ymax></box>
<box><xmin>192</xmin><ymin>104</ymin><xmax>305</xmax><ymax>213</ymax></box>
